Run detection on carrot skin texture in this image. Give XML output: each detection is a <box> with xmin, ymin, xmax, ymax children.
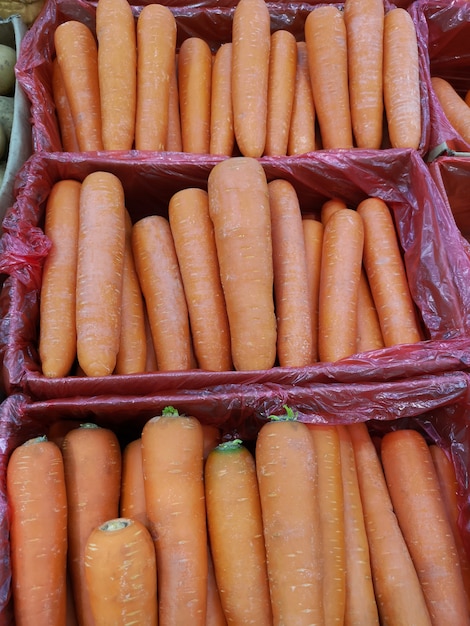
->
<box><xmin>54</xmin><ymin>20</ymin><xmax>103</xmax><ymax>151</ymax></box>
<box><xmin>231</xmin><ymin>0</ymin><xmax>271</xmax><ymax>157</ymax></box>
<box><xmin>120</xmin><ymin>438</ymin><xmax>149</xmax><ymax>528</ymax></box>
<box><xmin>356</xmin><ymin>268</ymin><xmax>385</xmax><ymax>353</ymax></box>
<box><xmin>383</xmin><ymin>8</ymin><xmax>421</xmax><ymax>150</ymax></box>
<box><xmin>39</xmin><ymin>179</ymin><xmax>80</xmax><ymax>378</ymax></box>
<box><xmin>166</xmin><ymin>56</ymin><xmax>183</xmax><ymax>151</ymax></box>
<box><xmin>206</xmin><ymin>545</ymin><xmax>228</xmax><ymax>626</ymax></box>
<box><xmin>207</xmin><ymin>157</ymin><xmax>277</xmax><ymax>371</ymax></box>
<box><xmin>269</xmin><ymin>178</ymin><xmax>314</xmax><ymax>367</ymax></box>
<box><xmin>205</xmin><ymin>440</ymin><xmax>272</xmax><ymax>625</ymax></box>
<box><xmin>84</xmin><ymin>518</ymin><xmax>158</xmax><ymax>625</ymax></box>
<box><xmin>302</xmin><ymin>217</ymin><xmax>323</xmax><ymax>363</ymax></box>
<box><xmin>76</xmin><ymin>171</ymin><xmax>126</xmax><ymax>377</ymax></box>
<box><xmin>168</xmin><ymin>187</ymin><xmax>232</xmax><ymax>371</ymax></box>
<box><xmin>132</xmin><ymin>214</ymin><xmax>193</xmax><ymax>371</ymax></box>
<box><xmin>7</xmin><ymin>436</ymin><xmax>68</xmax><ymax>626</ymax></box>
<box><xmin>96</xmin><ymin>0</ymin><xmax>136</xmax><ymax>150</ymax></box>
<box><xmin>305</xmin><ymin>6</ymin><xmax>353</xmax><ymax>149</ymax></box>
<box><xmin>431</xmin><ymin>76</ymin><xmax>470</xmax><ymax>145</ymax></box>
<box><xmin>210</xmin><ymin>42</ymin><xmax>234</xmax><ymax>156</ymax></box>
<box><xmin>381</xmin><ymin>430</ymin><xmax>470</xmax><ymax>626</ymax></box>
<box><xmin>135</xmin><ymin>4</ymin><xmax>177</xmax><ymax>151</ymax></box>
<box><xmin>52</xmin><ymin>58</ymin><xmax>80</xmax><ymax>152</ymax></box>
<box><xmin>288</xmin><ymin>41</ymin><xmax>316</xmax><ymax>155</ymax></box>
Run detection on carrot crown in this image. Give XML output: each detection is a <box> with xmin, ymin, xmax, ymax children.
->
<box><xmin>216</xmin><ymin>438</ymin><xmax>243</xmax><ymax>452</ymax></box>
<box><xmin>161</xmin><ymin>405</ymin><xmax>181</xmax><ymax>417</ymax></box>
<box><xmin>268</xmin><ymin>405</ymin><xmax>298</xmax><ymax>422</ymax></box>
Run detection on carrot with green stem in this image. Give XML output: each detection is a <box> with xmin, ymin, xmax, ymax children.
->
<box><xmin>96</xmin><ymin>0</ymin><xmax>136</xmax><ymax>150</ymax></box>
<box><xmin>52</xmin><ymin>58</ymin><xmax>79</xmax><ymax>152</ymax></box>
<box><xmin>7</xmin><ymin>436</ymin><xmax>68</xmax><ymax>626</ymax></box>
<box><xmin>210</xmin><ymin>42</ymin><xmax>234</xmax><ymax>156</ymax></box>
<box><xmin>39</xmin><ymin>179</ymin><xmax>81</xmax><ymax>378</ymax></box>
<box><xmin>205</xmin><ymin>439</ymin><xmax>272</xmax><ymax>625</ymax></box>
<box><xmin>141</xmin><ymin>406</ymin><xmax>208</xmax><ymax>626</ymax></box>
<box><xmin>207</xmin><ymin>157</ymin><xmax>276</xmax><ymax>371</ymax></box>
<box><xmin>381</xmin><ymin>429</ymin><xmax>470</xmax><ymax>625</ymax></box>
<box><xmin>54</xmin><ymin>20</ymin><xmax>103</xmax><ymax>151</ymax></box>
<box><xmin>288</xmin><ymin>41</ymin><xmax>315</xmax><ymax>155</ymax></box>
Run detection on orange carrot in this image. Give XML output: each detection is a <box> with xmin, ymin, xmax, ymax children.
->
<box><xmin>168</xmin><ymin>187</ymin><xmax>232</xmax><ymax>371</ymax></box>
<box><xmin>120</xmin><ymin>437</ymin><xmax>149</xmax><ymax>528</ymax></box>
<box><xmin>84</xmin><ymin>517</ymin><xmax>158</xmax><ymax>625</ymax></box>
<box><xmin>304</xmin><ymin>6</ymin><xmax>353</xmax><ymax>149</ymax></box>
<box><xmin>381</xmin><ymin>429</ymin><xmax>470</xmax><ymax>625</ymax></box>
<box><xmin>288</xmin><ymin>41</ymin><xmax>316</xmax><ymax>155</ymax></box>
<box><xmin>143</xmin><ymin>303</ymin><xmax>158</xmax><ymax>372</ymax></box>
<box><xmin>383</xmin><ymin>8</ymin><xmax>421</xmax><ymax>150</ymax></box>
<box><xmin>132</xmin><ymin>214</ymin><xmax>193</xmax><ymax>371</ymax></box>
<box><xmin>178</xmin><ymin>36</ymin><xmax>212</xmax><ymax>154</ymax></box>
<box><xmin>337</xmin><ymin>425</ymin><xmax>379</xmax><ymax>626</ymax></box>
<box><xmin>7</xmin><ymin>436</ymin><xmax>68</xmax><ymax>626</ymax></box>
<box><xmin>202</xmin><ymin>424</ymin><xmax>222</xmax><ymax>461</ymax></box>
<box><xmin>348</xmin><ymin>422</ymin><xmax>432</xmax><ymax>625</ymax></box>
<box><xmin>207</xmin><ymin>157</ymin><xmax>277</xmax><ymax>371</ymax></box>
<box><xmin>96</xmin><ymin>0</ymin><xmax>136</xmax><ymax>150</ymax></box>
<box><xmin>265</xmin><ymin>29</ymin><xmax>297</xmax><ymax>156</ymax></box>
<box><xmin>76</xmin><ymin>171</ymin><xmax>126</xmax><ymax>377</ymax></box>
<box><xmin>166</xmin><ymin>55</ymin><xmax>183</xmax><ymax>151</ymax></box>
<box><xmin>432</xmin><ymin>76</ymin><xmax>470</xmax><ymax>145</ymax></box>
<box><xmin>135</xmin><ymin>4</ymin><xmax>177</xmax><ymax>151</ymax></box>
<box><xmin>344</xmin><ymin>0</ymin><xmax>385</xmax><ymax>149</ymax></box>
<box><xmin>210</xmin><ymin>42</ymin><xmax>234</xmax><ymax>156</ymax></box>
<box><xmin>205</xmin><ymin>439</ymin><xmax>272</xmax><ymax>624</ymax></box>
<box><xmin>39</xmin><ymin>179</ymin><xmax>80</xmax><ymax>378</ymax></box>
<box><xmin>62</xmin><ymin>423</ymin><xmax>122</xmax><ymax>626</ymax></box>
<box><xmin>256</xmin><ymin>409</ymin><xmax>324</xmax><ymax>625</ymax></box>
<box><xmin>52</xmin><ymin>58</ymin><xmax>80</xmax><ymax>152</ymax></box>
<box><xmin>47</xmin><ymin>419</ymin><xmax>80</xmax><ymax>449</ymax></box>
<box><xmin>302</xmin><ymin>216</ymin><xmax>323</xmax><ymax>363</ymax></box>
<box><xmin>357</xmin><ymin>268</ymin><xmax>385</xmax><ymax>353</ymax></box>
<box><xmin>141</xmin><ymin>406</ymin><xmax>208</xmax><ymax>626</ymax></box>
<box><xmin>114</xmin><ymin>211</ymin><xmax>147</xmax><ymax>375</ymax></box>
<box><xmin>318</xmin><ymin>208</ymin><xmax>364</xmax><ymax>362</ymax></box>
<box><xmin>206</xmin><ymin>546</ymin><xmax>228</xmax><ymax>626</ymax></box>
<box><xmin>320</xmin><ymin>197</ymin><xmax>348</xmax><ymax>226</ymax></box>
<box><xmin>357</xmin><ymin>196</ymin><xmax>421</xmax><ymax>347</ymax></box>
<box><xmin>268</xmin><ymin>178</ymin><xmax>314</xmax><ymax>367</ymax></box>
<box><xmin>231</xmin><ymin>0</ymin><xmax>271</xmax><ymax>157</ymax></box>
<box><xmin>54</xmin><ymin>20</ymin><xmax>103</xmax><ymax>151</ymax></box>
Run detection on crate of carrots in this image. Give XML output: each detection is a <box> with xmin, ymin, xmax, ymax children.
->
<box><xmin>14</xmin><ymin>0</ymin><xmax>430</xmax><ymax>156</ymax></box>
<box><xmin>1</xmin><ymin>383</ymin><xmax>470</xmax><ymax>624</ymax></box>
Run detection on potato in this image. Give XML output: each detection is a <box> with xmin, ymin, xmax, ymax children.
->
<box><xmin>0</xmin><ymin>95</ymin><xmax>13</xmax><ymax>139</ymax></box>
<box><xmin>0</xmin><ymin>44</ymin><xmax>15</xmax><ymax>95</ymax></box>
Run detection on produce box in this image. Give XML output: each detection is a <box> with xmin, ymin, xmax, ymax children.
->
<box><xmin>1</xmin><ymin>148</ymin><xmax>470</xmax><ymax>400</ymax></box>
<box><xmin>0</xmin><ymin>15</ymin><xmax>32</xmax><ymax>223</ymax></box>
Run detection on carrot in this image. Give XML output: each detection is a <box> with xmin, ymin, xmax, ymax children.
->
<box><xmin>302</xmin><ymin>216</ymin><xmax>323</xmax><ymax>363</ymax></box>
<box><xmin>207</xmin><ymin>157</ymin><xmax>277</xmax><ymax>371</ymax></box>
<box><xmin>135</xmin><ymin>3</ymin><xmax>177</xmax><ymax>151</ymax></box>
<box><xmin>357</xmin><ymin>197</ymin><xmax>422</xmax><ymax>347</ymax></box>
<box><xmin>96</xmin><ymin>0</ymin><xmax>136</xmax><ymax>151</ymax></box>
<box><xmin>205</xmin><ymin>439</ymin><xmax>272</xmax><ymax>624</ymax></box>
<box><xmin>166</xmin><ymin>55</ymin><xmax>183</xmax><ymax>151</ymax></box>
<box><xmin>168</xmin><ymin>187</ymin><xmax>232</xmax><ymax>371</ymax></box>
<box><xmin>431</xmin><ymin>76</ymin><xmax>470</xmax><ymax>145</ymax></box>
<box><xmin>344</xmin><ymin>0</ymin><xmax>384</xmax><ymax>149</ymax></box>
<box><xmin>52</xmin><ymin>58</ymin><xmax>80</xmax><ymax>152</ymax></box>
<box><xmin>307</xmin><ymin>425</ymin><xmax>346</xmax><ymax>625</ymax></box>
<box><xmin>210</xmin><ymin>42</ymin><xmax>234</xmax><ymax>156</ymax></box>
<box><xmin>202</xmin><ymin>424</ymin><xmax>222</xmax><ymax>460</ymax></box>
<box><xmin>47</xmin><ymin>419</ymin><xmax>80</xmax><ymax>449</ymax></box>
<box><xmin>304</xmin><ymin>6</ymin><xmax>353</xmax><ymax>149</ymax></box>
<box><xmin>7</xmin><ymin>436</ymin><xmax>68</xmax><ymax>626</ymax></box>
<box><xmin>84</xmin><ymin>517</ymin><xmax>158</xmax><ymax>625</ymax></box>
<box><xmin>206</xmin><ymin>545</ymin><xmax>228</xmax><ymax>626</ymax></box>
<box><xmin>120</xmin><ymin>438</ymin><xmax>149</xmax><ymax>528</ymax></box>
<box><xmin>320</xmin><ymin>197</ymin><xmax>348</xmax><ymax>226</ymax></box>
<box><xmin>39</xmin><ymin>179</ymin><xmax>80</xmax><ymax>378</ymax></box>
<box><xmin>381</xmin><ymin>429</ymin><xmax>470</xmax><ymax>625</ymax></box>
<box><xmin>114</xmin><ymin>211</ymin><xmax>147</xmax><ymax>375</ymax></box>
<box><xmin>177</xmin><ymin>36</ymin><xmax>212</xmax><ymax>154</ymax></box>
<box><xmin>231</xmin><ymin>0</ymin><xmax>271</xmax><ymax>157</ymax></box>
<box><xmin>141</xmin><ymin>406</ymin><xmax>208</xmax><ymax>626</ymax></box>
<box><xmin>132</xmin><ymin>214</ymin><xmax>193</xmax><ymax>371</ymax></box>
<box><xmin>318</xmin><ymin>208</ymin><xmax>364</xmax><ymax>362</ymax></box>
<box><xmin>288</xmin><ymin>41</ymin><xmax>316</xmax><ymax>155</ymax></box>
<box><xmin>356</xmin><ymin>268</ymin><xmax>385</xmax><ymax>353</ymax></box>
<box><xmin>268</xmin><ymin>178</ymin><xmax>314</xmax><ymax>367</ymax></box>
<box><xmin>54</xmin><ymin>20</ymin><xmax>103</xmax><ymax>151</ymax></box>
<box><xmin>265</xmin><ymin>29</ymin><xmax>297</xmax><ymax>156</ymax></box>
<box><xmin>256</xmin><ymin>409</ymin><xmax>324</xmax><ymax>625</ymax></box>
<box><xmin>348</xmin><ymin>422</ymin><xmax>432</xmax><ymax>625</ymax></box>
<box><xmin>337</xmin><ymin>425</ymin><xmax>379</xmax><ymax>626</ymax></box>
<box><xmin>383</xmin><ymin>7</ymin><xmax>421</xmax><ymax>150</ymax></box>
<box><xmin>62</xmin><ymin>423</ymin><xmax>122</xmax><ymax>626</ymax></box>
<box><xmin>143</xmin><ymin>303</ymin><xmax>158</xmax><ymax>372</ymax></box>
<box><xmin>76</xmin><ymin>171</ymin><xmax>126</xmax><ymax>377</ymax></box>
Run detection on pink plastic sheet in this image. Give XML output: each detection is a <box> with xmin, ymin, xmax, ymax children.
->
<box><xmin>429</xmin><ymin>156</ymin><xmax>470</xmax><ymax>243</ymax></box>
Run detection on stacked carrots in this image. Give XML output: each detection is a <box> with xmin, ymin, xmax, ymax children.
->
<box><xmin>6</xmin><ymin>409</ymin><xmax>470</xmax><ymax>625</ymax></box>
<box><xmin>52</xmin><ymin>0</ymin><xmax>422</xmax><ymax>155</ymax></box>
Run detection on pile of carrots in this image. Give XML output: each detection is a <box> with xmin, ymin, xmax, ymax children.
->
<box><xmin>38</xmin><ymin>157</ymin><xmax>422</xmax><ymax>378</ymax></box>
<box><xmin>6</xmin><ymin>408</ymin><xmax>470</xmax><ymax>625</ymax></box>
<box><xmin>52</xmin><ymin>0</ymin><xmax>422</xmax><ymax>156</ymax></box>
